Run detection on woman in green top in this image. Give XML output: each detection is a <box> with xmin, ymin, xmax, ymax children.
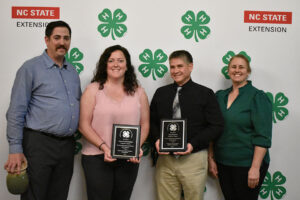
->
<box><xmin>208</xmin><ymin>54</ymin><xmax>272</xmax><ymax>200</ymax></box>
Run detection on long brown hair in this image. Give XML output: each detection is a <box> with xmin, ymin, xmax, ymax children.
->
<box><xmin>91</xmin><ymin>45</ymin><xmax>138</xmax><ymax>95</ymax></box>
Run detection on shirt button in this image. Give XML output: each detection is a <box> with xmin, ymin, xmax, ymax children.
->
<box><xmin>69</xmin><ymin>128</ymin><xmax>73</xmax><ymax>131</ymax></box>
<box><xmin>64</xmin><ymin>80</ymin><xmax>67</xmax><ymax>83</ymax></box>
<box><xmin>70</xmin><ymin>103</ymin><xmax>74</xmax><ymax>106</ymax></box>
<box><xmin>72</xmin><ymin>115</ymin><xmax>75</xmax><ymax>119</ymax></box>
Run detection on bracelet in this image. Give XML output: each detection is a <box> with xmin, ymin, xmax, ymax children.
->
<box><xmin>98</xmin><ymin>142</ymin><xmax>106</xmax><ymax>150</ymax></box>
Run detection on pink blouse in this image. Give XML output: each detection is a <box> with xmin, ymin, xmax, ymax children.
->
<box><xmin>81</xmin><ymin>82</ymin><xmax>142</xmax><ymax>155</ymax></box>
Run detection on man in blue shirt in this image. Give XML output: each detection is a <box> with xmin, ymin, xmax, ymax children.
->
<box><xmin>4</xmin><ymin>21</ymin><xmax>81</xmax><ymax>200</ymax></box>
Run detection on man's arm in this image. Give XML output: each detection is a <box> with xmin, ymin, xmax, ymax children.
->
<box><xmin>5</xmin><ymin>65</ymin><xmax>32</xmax><ymax>173</ymax></box>
<box><xmin>190</xmin><ymin>89</ymin><xmax>224</xmax><ymax>148</ymax></box>
<box><xmin>149</xmin><ymin>91</ymin><xmax>160</xmax><ymax>145</ymax></box>
<box><xmin>150</xmin><ymin>90</ymin><xmax>169</xmax><ymax>155</ymax></box>
<box><xmin>4</xmin><ymin>154</ymin><xmax>27</xmax><ymax>174</ymax></box>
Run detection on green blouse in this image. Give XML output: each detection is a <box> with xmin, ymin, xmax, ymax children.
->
<box><xmin>214</xmin><ymin>81</ymin><xmax>272</xmax><ymax>167</ymax></box>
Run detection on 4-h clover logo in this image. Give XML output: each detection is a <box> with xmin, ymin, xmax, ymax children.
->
<box><xmin>170</xmin><ymin>124</ymin><xmax>178</xmax><ymax>131</ymax></box>
<box><xmin>74</xmin><ymin>130</ymin><xmax>82</xmax><ymax>155</ymax></box>
<box><xmin>98</xmin><ymin>8</ymin><xmax>127</xmax><ymax>40</ymax></box>
<box><xmin>181</xmin><ymin>10</ymin><xmax>211</xmax><ymax>42</ymax></box>
<box><xmin>122</xmin><ymin>130</ymin><xmax>130</xmax><ymax>138</ymax></box>
<box><xmin>260</xmin><ymin>171</ymin><xmax>286</xmax><ymax>200</ymax></box>
<box><xmin>221</xmin><ymin>51</ymin><xmax>251</xmax><ymax>79</ymax></box>
<box><xmin>139</xmin><ymin>49</ymin><xmax>168</xmax><ymax>80</ymax></box>
<box><xmin>266</xmin><ymin>92</ymin><xmax>289</xmax><ymax>123</ymax></box>
<box><xmin>65</xmin><ymin>48</ymin><xmax>84</xmax><ymax>74</ymax></box>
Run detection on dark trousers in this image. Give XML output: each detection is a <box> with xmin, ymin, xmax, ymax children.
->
<box><xmin>21</xmin><ymin>128</ymin><xmax>75</xmax><ymax>200</ymax></box>
<box><xmin>81</xmin><ymin>154</ymin><xmax>139</xmax><ymax>200</ymax></box>
<box><xmin>217</xmin><ymin>162</ymin><xmax>269</xmax><ymax>200</ymax></box>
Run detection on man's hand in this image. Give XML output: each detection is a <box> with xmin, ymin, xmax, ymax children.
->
<box><xmin>4</xmin><ymin>153</ymin><xmax>27</xmax><ymax>174</ymax></box>
<box><xmin>208</xmin><ymin>157</ymin><xmax>218</xmax><ymax>178</ymax></box>
<box><xmin>174</xmin><ymin>143</ymin><xmax>193</xmax><ymax>155</ymax></box>
<box><xmin>155</xmin><ymin>139</ymin><xmax>169</xmax><ymax>155</ymax></box>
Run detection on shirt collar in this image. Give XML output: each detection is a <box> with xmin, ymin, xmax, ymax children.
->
<box><xmin>42</xmin><ymin>50</ymin><xmax>70</xmax><ymax>71</ymax></box>
<box><xmin>227</xmin><ymin>80</ymin><xmax>252</xmax><ymax>94</ymax></box>
<box><xmin>172</xmin><ymin>78</ymin><xmax>193</xmax><ymax>91</ymax></box>
<box><xmin>239</xmin><ymin>80</ymin><xmax>252</xmax><ymax>92</ymax></box>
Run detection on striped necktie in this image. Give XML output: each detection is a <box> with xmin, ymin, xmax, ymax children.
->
<box><xmin>172</xmin><ymin>87</ymin><xmax>182</xmax><ymax>119</ymax></box>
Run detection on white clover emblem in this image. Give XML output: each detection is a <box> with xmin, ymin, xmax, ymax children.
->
<box><xmin>169</xmin><ymin>124</ymin><xmax>177</xmax><ymax>131</ymax></box>
<box><xmin>122</xmin><ymin>130</ymin><xmax>130</xmax><ymax>138</ymax></box>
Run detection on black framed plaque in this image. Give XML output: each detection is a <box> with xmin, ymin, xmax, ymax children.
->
<box><xmin>111</xmin><ymin>124</ymin><xmax>140</xmax><ymax>159</ymax></box>
<box><xmin>160</xmin><ymin>119</ymin><xmax>187</xmax><ymax>152</ymax></box>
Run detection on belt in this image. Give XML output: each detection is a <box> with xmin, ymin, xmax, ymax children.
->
<box><xmin>24</xmin><ymin>128</ymin><xmax>74</xmax><ymax>140</ymax></box>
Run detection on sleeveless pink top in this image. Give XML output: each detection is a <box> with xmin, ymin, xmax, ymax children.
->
<box><xmin>81</xmin><ymin>82</ymin><xmax>142</xmax><ymax>155</ymax></box>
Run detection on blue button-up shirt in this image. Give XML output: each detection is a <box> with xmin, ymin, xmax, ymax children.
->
<box><xmin>6</xmin><ymin>50</ymin><xmax>81</xmax><ymax>154</ymax></box>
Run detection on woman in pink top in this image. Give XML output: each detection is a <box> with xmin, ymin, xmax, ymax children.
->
<box><xmin>79</xmin><ymin>45</ymin><xmax>150</xmax><ymax>200</ymax></box>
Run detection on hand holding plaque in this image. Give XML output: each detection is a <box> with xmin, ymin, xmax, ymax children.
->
<box><xmin>111</xmin><ymin>124</ymin><xmax>141</xmax><ymax>159</ymax></box>
<box><xmin>159</xmin><ymin>119</ymin><xmax>187</xmax><ymax>152</ymax></box>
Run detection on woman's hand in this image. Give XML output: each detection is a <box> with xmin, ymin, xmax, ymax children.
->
<box><xmin>248</xmin><ymin>146</ymin><xmax>266</xmax><ymax>188</ymax></box>
<box><xmin>128</xmin><ymin>148</ymin><xmax>143</xmax><ymax>163</ymax></box>
<box><xmin>248</xmin><ymin>167</ymin><xmax>260</xmax><ymax>188</ymax></box>
<box><xmin>101</xmin><ymin>144</ymin><xmax>116</xmax><ymax>162</ymax></box>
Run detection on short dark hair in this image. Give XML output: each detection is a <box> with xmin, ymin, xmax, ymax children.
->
<box><xmin>45</xmin><ymin>20</ymin><xmax>71</xmax><ymax>37</ymax></box>
<box><xmin>91</xmin><ymin>45</ymin><xmax>138</xmax><ymax>95</ymax></box>
<box><xmin>169</xmin><ymin>50</ymin><xmax>193</xmax><ymax>64</ymax></box>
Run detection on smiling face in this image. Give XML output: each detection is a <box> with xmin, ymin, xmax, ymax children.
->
<box><xmin>106</xmin><ymin>50</ymin><xmax>127</xmax><ymax>80</ymax></box>
<box><xmin>45</xmin><ymin>27</ymin><xmax>71</xmax><ymax>64</ymax></box>
<box><xmin>169</xmin><ymin>57</ymin><xmax>193</xmax><ymax>86</ymax></box>
<box><xmin>228</xmin><ymin>57</ymin><xmax>250</xmax><ymax>86</ymax></box>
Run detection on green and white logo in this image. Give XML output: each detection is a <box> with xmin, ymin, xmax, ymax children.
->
<box><xmin>98</xmin><ymin>8</ymin><xmax>127</xmax><ymax>40</ymax></box>
<box><xmin>139</xmin><ymin>49</ymin><xmax>168</xmax><ymax>80</ymax></box>
<box><xmin>266</xmin><ymin>92</ymin><xmax>289</xmax><ymax>123</ymax></box>
<box><xmin>65</xmin><ymin>48</ymin><xmax>84</xmax><ymax>74</ymax></box>
<box><xmin>221</xmin><ymin>51</ymin><xmax>251</xmax><ymax>79</ymax></box>
<box><xmin>181</xmin><ymin>10</ymin><xmax>211</xmax><ymax>42</ymax></box>
<box><xmin>74</xmin><ymin>130</ymin><xmax>82</xmax><ymax>155</ymax></box>
<box><xmin>260</xmin><ymin>171</ymin><xmax>286</xmax><ymax>200</ymax></box>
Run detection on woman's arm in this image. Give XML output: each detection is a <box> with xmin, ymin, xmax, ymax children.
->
<box><xmin>79</xmin><ymin>84</ymin><xmax>116</xmax><ymax>162</ymax></box>
<box><xmin>248</xmin><ymin>91</ymin><xmax>272</xmax><ymax>188</ymax></box>
<box><xmin>248</xmin><ymin>146</ymin><xmax>267</xmax><ymax>188</ymax></box>
<box><xmin>129</xmin><ymin>87</ymin><xmax>150</xmax><ymax>163</ymax></box>
<box><xmin>139</xmin><ymin>88</ymin><xmax>150</xmax><ymax>146</ymax></box>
